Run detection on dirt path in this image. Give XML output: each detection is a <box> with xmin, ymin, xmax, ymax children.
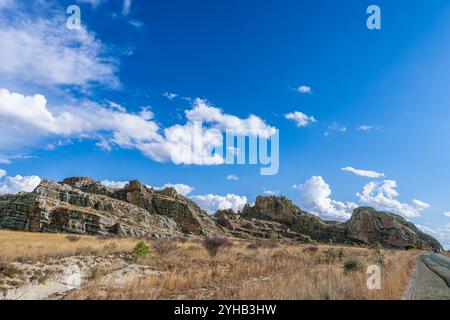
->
<box><xmin>404</xmin><ymin>254</ymin><xmax>450</xmax><ymax>300</ymax></box>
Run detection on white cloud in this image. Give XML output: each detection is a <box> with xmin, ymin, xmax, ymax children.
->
<box><xmin>285</xmin><ymin>111</ymin><xmax>317</xmax><ymax>127</ymax></box>
<box><xmin>294</xmin><ymin>176</ymin><xmax>357</xmax><ymax>220</ymax></box>
<box><xmin>139</xmin><ymin>107</ymin><xmax>154</xmax><ymax>120</ymax></box>
<box><xmin>122</xmin><ymin>0</ymin><xmax>132</xmax><ymax>16</ymax></box>
<box><xmin>100</xmin><ymin>180</ymin><xmax>194</xmax><ymax>196</ymax></box>
<box><xmin>0</xmin><ymin>88</ymin><xmax>160</xmax><ymax>150</ymax></box>
<box><xmin>341</xmin><ymin>167</ymin><xmax>385</xmax><ymax>179</ymax></box>
<box><xmin>0</xmin><ymin>169</ymin><xmax>6</xmax><ymax>178</ymax></box>
<box><xmin>0</xmin><ymin>0</ymin><xmax>13</xmax><ymax>9</ymax></box>
<box><xmin>0</xmin><ymin>174</ymin><xmax>41</xmax><ymax>195</ymax></box>
<box><xmin>357</xmin><ymin>125</ymin><xmax>379</xmax><ymax>132</ymax></box>
<box><xmin>0</xmin><ymin>8</ymin><xmax>119</xmax><ymax>88</ymax></box>
<box><xmin>100</xmin><ymin>180</ymin><xmax>128</xmax><ymax>189</ymax></box>
<box><xmin>0</xmin><ymin>159</ymin><xmax>11</xmax><ymax>164</ymax></box>
<box><xmin>163</xmin><ymin>92</ymin><xmax>178</xmax><ymax>100</ymax></box>
<box><xmin>325</xmin><ymin>122</ymin><xmax>347</xmax><ymax>136</ymax></box>
<box><xmin>0</xmin><ymin>90</ymin><xmax>276</xmax><ymax>167</ymax></box>
<box><xmin>444</xmin><ymin>212</ymin><xmax>450</xmax><ymax>218</ymax></box>
<box><xmin>263</xmin><ymin>189</ymin><xmax>279</xmax><ymax>196</ymax></box>
<box><xmin>156</xmin><ymin>183</ymin><xmax>193</xmax><ymax>196</ymax></box>
<box><xmin>297</xmin><ymin>85</ymin><xmax>312</xmax><ymax>94</ymax></box>
<box><xmin>412</xmin><ymin>199</ymin><xmax>431</xmax><ymax>209</ymax></box>
<box><xmin>357</xmin><ymin>180</ymin><xmax>430</xmax><ymax>218</ymax></box>
<box><xmin>417</xmin><ymin>224</ymin><xmax>450</xmax><ymax>250</ymax></box>
<box><xmin>186</xmin><ymin>99</ymin><xmax>276</xmax><ymax>138</ymax></box>
<box><xmin>190</xmin><ymin>194</ymin><xmax>248</xmax><ymax>214</ymax></box>
<box><xmin>108</xmin><ymin>101</ymin><xmax>126</xmax><ymax>112</ymax></box>
<box><xmin>77</xmin><ymin>0</ymin><xmax>106</xmax><ymax>8</ymax></box>
<box><xmin>226</xmin><ymin>174</ymin><xmax>239</xmax><ymax>181</ymax></box>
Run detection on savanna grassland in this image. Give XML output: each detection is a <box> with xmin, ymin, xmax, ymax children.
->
<box><xmin>0</xmin><ymin>230</ymin><xmax>418</xmax><ymax>300</ymax></box>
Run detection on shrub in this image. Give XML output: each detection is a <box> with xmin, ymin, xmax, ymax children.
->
<box><xmin>247</xmin><ymin>243</ymin><xmax>259</xmax><ymax>250</ymax></box>
<box><xmin>307</xmin><ymin>238</ymin><xmax>318</xmax><ymax>245</ymax></box>
<box><xmin>66</xmin><ymin>235</ymin><xmax>81</xmax><ymax>242</ymax></box>
<box><xmin>305</xmin><ymin>246</ymin><xmax>319</xmax><ymax>254</ymax></box>
<box><xmin>202</xmin><ymin>236</ymin><xmax>232</xmax><ymax>258</ymax></box>
<box><xmin>152</xmin><ymin>240</ymin><xmax>178</xmax><ymax>256</ymax></box>
<box><xmin>343</xmin><ymin>259</ymin><xmax>364</xmax><ymax>273</ymax></box>
<box><xmin>324</xmin><ymin>248</ymin><xmax>345</xmax><ymax>263</ymax></box>
<box><xmin>0</xmin><ymin>261</ymin><xmax>23</xmax><ymax>278</ymax></box>
<box><xmin>370</xmin><ymin>242</ymin><xmax>383</xmax><ymax>250</ymax></box>
<box><xmin>132</xmin><ymin>240</ymin><xmax>150</xmax><ymax>259</ymax></box>
<box><xmin>270</xmin><ymin>235</ymin><xmax>278</xmax><ymax>244</ymax></box>
<box><xmin>405</xmin><ymin>244</ymin><xmax>416</xmax><ymax>251</ymax></box>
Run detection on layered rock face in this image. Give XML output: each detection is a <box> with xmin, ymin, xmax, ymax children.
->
<box><xmin>0</xmin><ymin>178</ymin><xmax>443</xmax><ymax>251</ymax></box>
<box><xmin>0</xmin><ymin>177</ymin><xmax>220</xmax><ymax>238</ymax></box>
<box><xmin>344</xmin><ymin>207</ymin><xmax>443</xmax><ymax>251</ymax></box>
<box><xmin>240</xmin><ymin>196</ymin><xmax>443</xmax><ymax>251</ymax></box>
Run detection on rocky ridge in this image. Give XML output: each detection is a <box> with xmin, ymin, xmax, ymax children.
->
<box><xmin>0</xmin><ymin>177</ymin><xmax>443</xmax><ymax>251</ymax></box>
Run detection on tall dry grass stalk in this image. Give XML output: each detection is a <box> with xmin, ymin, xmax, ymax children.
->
<box><xmin>0</xmin><ymin>230</ymin><xmax>136</xmax><ymax>262</ymax></box>
<box><xmin>67</xmin><ymin>241</ymin><xmax>418</xmax><ymax>300</ymax></box>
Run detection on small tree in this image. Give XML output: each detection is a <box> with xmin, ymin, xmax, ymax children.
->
<box><xmin>202</xmin><ymin>236</ymin><xmax>232</xmax><ymax>259</ymax></box>
<box><xmin>405</xmin><ymin>244</ymin><xmax>416</xmax><ymax>251</ymax></box>
<box><xmin>132</xmin><ymin>240</ymin><xmax>150</xmax><ymax>260</ymax></box>
<box><xmin>370</xmin><ymin>242</ymin><xmax>383</xmax><ymax>250</ymax></box>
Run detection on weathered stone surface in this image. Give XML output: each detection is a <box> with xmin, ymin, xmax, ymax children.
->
<box><xmin>240</xmin><ymin>196</ymin><xmax>443</xmax><ymax>251</ymax></box>
<box><xmin>0</xmin><ymin>179</ymin><xmax>443</xmax><ymax>251</ymax></box>
<box><xmin>344</xmin><ymin>207</ymin><xmax>443</xmax><ymax>251</ymax></box>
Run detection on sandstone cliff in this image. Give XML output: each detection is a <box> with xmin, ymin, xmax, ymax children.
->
<box><xmin>0</xmin><ymin>178</ymin><xmax>443</xmax><ymax>251</ymax></box>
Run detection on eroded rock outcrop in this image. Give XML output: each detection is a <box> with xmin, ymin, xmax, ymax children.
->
<box><xmin>345</xmin><ymin>207</ymin><xmax>443</xmax><ymax>251</ymax></box>
<box><xmin>0</xmin><ymin>179</ymin><xmax>443</xmax><ymax>251</ymax></box>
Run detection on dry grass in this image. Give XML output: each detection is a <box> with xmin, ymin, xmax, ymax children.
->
<box><xmin>67</xmin><ymin>241</ymin><xmax>418</xmax><ymax>300</ymax></box>
<box><xmin>0</xmin><ymin>230</ymin><xmax>418</xmax><ymax>300</ymax></box>
<box><xmin>0</xmin><ymin>230</ymin><xmax>136</xmax><ymax>262</ymax></box>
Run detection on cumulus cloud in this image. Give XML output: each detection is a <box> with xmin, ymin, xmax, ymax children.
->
<box><xmin>190</xmin><ymin>194</ymin><xmax>248</xmax><ymax>214</ymax></box>
<box><xmin>445</xmin><ymin>212</ymin><xmax>450</xmax><ymax>218</ymax></box>
<box><xmin>100</xmin><ymin>180</ymin><xmax>128</xmax><ymax>189</ymax></box>
<box><xmin>296</xmin><ymin>85</ymin><xmax>312</xmax><ymax>94</ymax></box>
<box><xmin>341</xmin><ymin>167</ymin><xmax>385</xmax><ymax>179</ymax></box>
<box><xmin>156</xmin><ymin>183</ymin><xmax>193</xmax><ymax>196</ymax></box>
<box><xmin>0</xmin><ymin>6</ymin><xmax>119</xmax><ymax>88</ymax></box>
<box><xmin>100</xmin><ymin>180</ymin><xmax>194</xmax><ymax>196</ymax></box>
<box><xmin>294</xmin><ymin>176</ymin><xmax>357</xmax><ymax>220</ymax></box>
<box><xmin>0</xmin><ymin>173</ymin><xmax>41</xmax><ymax>194</ymax></box>
<box><xmin>0</xmin><ymin>88</ymin><xmax>160</xmax><ymax>150</ymax></box>
<box><xmin>357</xmin><ymin>180</ymin><xmax>430</xmax><ymax>218</ymax></box>
<box><xmin>0</xmin><ymin>169</ymin><xmax>6</xmax><ymax>178</ymax></box>
<box><xmin>226</xmin><ymin>174</ymin><xmax>239</xmax><ymax>181</ymax></box>
<box><xmin>285</xmin><ymin>111</ymin><xmax>317</xmax><ymax>127</ymax></box>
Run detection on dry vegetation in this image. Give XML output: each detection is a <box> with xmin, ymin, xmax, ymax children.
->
<box><xmin>0</xmin><ymin>230</ymin><xmax>419</xmax><ymax>300</ymax></box>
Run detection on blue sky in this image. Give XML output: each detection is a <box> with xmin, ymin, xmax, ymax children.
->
<box><xmin>1</xmin><ymin>0</ymin><xmax>450</xmax><ymax>247</ymax></box>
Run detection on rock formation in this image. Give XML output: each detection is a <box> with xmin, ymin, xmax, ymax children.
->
<box><xmin>0</xmin><ymin>177</ymin><xmax>443</xmax><ymax>251</ymax></box>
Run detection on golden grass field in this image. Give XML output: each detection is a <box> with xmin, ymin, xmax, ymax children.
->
<box><xmin>0</xmin><ymin>230</ymin><xmax>419</xmax><ymax>300</ymax></box>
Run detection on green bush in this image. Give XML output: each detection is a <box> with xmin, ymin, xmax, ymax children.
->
<box><xmin>343</xmin><ymin>259</ymin><xmax>364</xmax><ymax>273</ymax></box>
<box><xmin>405</xmin><ymin>244</ymin><xmax>416</xmax><ymax>251</ymax></box>
<box><xmin>132</xmin><ymin>240</ymin><xmax>150</xmax><ymax>259</ymax></box>
<box><xmin>370</xmin><ymin>242</ymin><xmax>383</xmax><ymax>250</ymax></box>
